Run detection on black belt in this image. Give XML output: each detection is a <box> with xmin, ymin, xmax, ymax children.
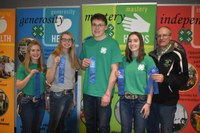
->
<box><xmin>52</xmin><ymin>89</ymin><xmax>73</xmax><ymax>96</ymax></box>
<box><xmin>21</xmin><ymin>93</ymin><xmax>44</xmax><ymax>102</ymax></box>
<box><xmin>63</xmin><ymin>89</ymin><xmax>73</xmax><ymax>95</ymax></box>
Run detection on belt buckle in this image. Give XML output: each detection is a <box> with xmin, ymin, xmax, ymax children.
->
<box><xmin>125</xmin><ymin>93</ymin><xmax>138</xmax><ymax>99</ymax></box>
<box><xmin>132</xmin><ymin>95</ymin><xmax>138</xmax><ymax>99</ymax></box>
<box><xmin>32</xmin><ymin>96</ymin><xmax>40</xmax><ymax>103</ymax></box>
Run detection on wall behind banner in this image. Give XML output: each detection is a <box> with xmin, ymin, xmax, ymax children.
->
<box><xmin>1</xmin><ymin>0</ymin><xmax>200</xmax><ymax>8</ymax></box>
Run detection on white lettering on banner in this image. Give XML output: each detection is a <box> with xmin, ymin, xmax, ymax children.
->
<box><xmin>125</xmin><ymin>6</ymin><xmax>148</xmax><ymax>13</ymax></box>
<box><xmin>0</xmin><ymin>35</ymin><xmax>11</xmax><ymax>43</ymax></box>
<box><xmin>50</xmin><ymin>9</ymin><xmax>76</xmax><ymax>16</ymax></box>
<box><xmin>123</xmin><ymin>34</ymin><xmax>150</xmax><ymax>44</ymax></box>
<box><xmin>51</xmin><ymin>35</ymin><xmax>60</xmax><ymax>43</ymax></box>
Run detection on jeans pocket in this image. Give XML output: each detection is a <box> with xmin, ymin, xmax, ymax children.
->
<box><xmin>138</xmin><ymin>96</ymin><xmax>147</xmax><ymax>104</ymax></box>
<box><xmin>20</xmin><ymin>96</ymin><xmax>31</xmax><ymax>105</ymax></box>
<box><xmin>17</xmin><ymin>96</ymin><xmax>32</xmax><ymax>115</ymax></box>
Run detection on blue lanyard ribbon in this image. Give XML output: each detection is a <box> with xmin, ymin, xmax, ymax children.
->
<box><xmin>58</xmin><ymin>56</ymin><xmax>66</xmax><ymax>84</ymax></box>
<box><xmin>89</xmin><ymin>57</ymin><xmax>96</xmax><ymax>84</ymax></box>
<box><xmin>145</xmin><ymin>67</ymin><xmax>159</xmax><ymax>94</ymax></box>
<box><xmin>35</xmin><ymin>73</ymin><xmax>40</xmax><ymax>99</ymax></box>
<box><xmin>118</xmin><ymin>67</ymin><xmax>125</xmax><ymax>96</ymax></box>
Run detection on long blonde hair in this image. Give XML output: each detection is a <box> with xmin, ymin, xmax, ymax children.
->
<box><xmin>52</xmin><ymin>31</ymin><xmax>79</xmax><ymax>70</ymax></box>
<box><xmin>23</xmin><ymin>39</ymin><xmax>45</xmax><ymax>73</ymax></box>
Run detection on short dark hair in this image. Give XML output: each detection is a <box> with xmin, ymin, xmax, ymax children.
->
<box><xmin>91</xmin><ymin>13</ymin><xmax>107</xmax><ymax>25</ymax></box>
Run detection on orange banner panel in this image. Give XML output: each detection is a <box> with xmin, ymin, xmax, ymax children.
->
<box><xmin>0</xmin><ymin>9</ymin><xmax>15</xmax><ymax>133</ymax></box>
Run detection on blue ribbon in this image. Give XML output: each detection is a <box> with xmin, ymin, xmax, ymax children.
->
<box><xmin>145</xmin><ymin>66</ymin><xmax>159</xmax><ymax>94</ymax></box>
<box><xmin>58</xmin><ymin>56</ymin><xmax>66</xmax><ymax>84</ymax></box>
<box><xmin>89</xmin><ymin>57</ymin><xmax>95</xmax><ymax>84</ymax></box>
<box><xmin>35</xmin><ymin>73</ymin><xmax>40</xmax><ymax>99</ymax></box>
<box><xmin>118</xmin><ymin>67</ymin><xmax>125</xmax><ymax>96</ymax></box>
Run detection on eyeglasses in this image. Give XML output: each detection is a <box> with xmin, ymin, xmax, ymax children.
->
<box><xmin>92</xmin><ymin>24</ymin><xmax>106</xmax><ymax>28</ymax></box>
<box><xmin>156</xmin><ymin>34</ymin><xmax>171</xmax><ymax>39</ymax></box>
<box><xmin>61</xmin><ymin>38</ymin><xmax>74</xmax><ymax>43</ymax></box>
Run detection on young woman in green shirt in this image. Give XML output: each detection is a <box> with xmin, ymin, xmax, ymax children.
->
<box><xmin>117</xmin><ymin>32</ymin><xmax>156</xmax><ymax>133</ymax></box>
<box><xmin>16</xmin><ymin>39</ymin><xmax>46</xmax><ymax>133</ymax></box>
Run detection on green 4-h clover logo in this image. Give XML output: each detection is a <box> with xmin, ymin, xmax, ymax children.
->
<box><xmin>105</xmin><ymin>24</ymin><xmax>114</xmax><ymax>37</ymax></box>
<box><xmin>178</xmin><ymin>29</ymin><xmax>192</xmax><ymax>43</ymax></box>
<box><xmin>32</xmin><ymin>25</ymin><xmax>44</xmax><ymax>38</ymax></box>
<box><xmin>164</xmin><ymin>59</ymin><xmax>172</xmax><ymax>67</ymax></box>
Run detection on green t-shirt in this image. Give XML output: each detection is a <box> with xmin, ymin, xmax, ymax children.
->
<box><xmin>121</xmin><ymin>55</ymin><xmax>156</xmax><ymax>95</ymax></box>
<box><xmin>16</xmin><ymin>63</ymin><xmax>46</xmax><ymax>95</ymax></box>
<box><xmin>79</xmin><ymin>36</ymin><xmax>122</xmax><ymax>97</ymax></box>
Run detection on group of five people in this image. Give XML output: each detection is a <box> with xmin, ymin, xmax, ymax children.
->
<box><xmin>16</xmin><ymin>13</ymin><xmax>188</xmax><ymax>133</ymax></box>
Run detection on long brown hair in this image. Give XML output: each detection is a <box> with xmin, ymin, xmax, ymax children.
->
<box><xmin>52</xmin><ymin>31</ymin><xmax>79</xmax><ymax>70</ymax></box>
<box><xmin>125</xmin><ymin>31</ymin><xmax>146</xmax><ymax>63</ymax></box>
<box><xmin>23</xmin><ymin>39</ymin><xmax>45</xmax><ymax>73</ymax></box>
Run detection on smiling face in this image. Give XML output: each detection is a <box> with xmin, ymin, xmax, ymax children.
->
<box><xmin>128</xmin><ymin>34</ymin><xmax>140</xmax><ymax>56</ymax></box>
<box><xmin>30</xmin><ymin>44</ymin><xmax>41</xmax><ymax>63</ymax></box>
<box><xmin>91</xmin><ymin>19</ymin><xmax>107</xmax><ymax>40</ymax></box>
<box><xmin>60</xmin><ymin>34</ymin><xmax>73</xmax><ymax>50</ymax></box>
<box><xmin>156</xmin><ymin>27</ymin><xmax>172</xmax><ymax>48</ymax></box>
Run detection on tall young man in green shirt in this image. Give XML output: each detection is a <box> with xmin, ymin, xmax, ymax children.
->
<box><xmin>79</xmin><ymin>13</ymin><xmax>122</xmax><ymax>133</ymax></box>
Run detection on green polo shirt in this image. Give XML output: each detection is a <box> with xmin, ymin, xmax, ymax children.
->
<box><xmin>16</xmin><ymin>63</ymin><xmax>46</xmax><ymax>95</ymax></box>
<box><xmin>80</xmin><ymin>36</ymin><xmax>122</xmax><ymax>97</ymax></box>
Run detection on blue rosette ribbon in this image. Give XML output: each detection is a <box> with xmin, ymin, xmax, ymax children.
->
<box><xmin>118</xmin><ymin>67</ymin><xmax>125</xmax><ymax>96</ymax></box>
<box><xmin>58</xmin><ymin>56</ymin><xmax>66</xmax><ymax>84</ymax></box>
<box><xmin>145</xmin><ymin>66</ymin><xmax>159</xmax><ymax>94</ymax></box>
<box><xmin>35</xmin><ymin>73</ymin><xmax>41</xmax><ymax>99</ymax></box>
<box><xmin>89</xmin><ymin>57</ymin><xmax>96</xmax><ymax>84</ymax></box>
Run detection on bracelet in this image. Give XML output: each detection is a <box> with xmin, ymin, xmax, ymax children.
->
<box><xmin>46</xmin><ymin>80</ymin><xmax>52</xmax><ymax>87</ymax></box>
<box><xmin>146</xmin><ymin>102</ymin><xmax>151</xmax><ymax>106</ymax></box>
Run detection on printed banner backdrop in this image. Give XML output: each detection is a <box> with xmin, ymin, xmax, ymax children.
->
<box><xmin>81</xmin><ymin>3</ymin><xmax>156</xmax><ymax>132</ymax></box>
<box><xmin>157</xmin><ymin>5</ymin><xmax>200</xmax><ymax>133</ymax></box>
<box><xmin>16</xmin><ymin>7</ymin><xmax>80</xmax><ymax>133</ymax></box>
<box><xmin>0</xmin><ymin>9</ymin><xmax>15</xmax><ymax>133</ymax></box>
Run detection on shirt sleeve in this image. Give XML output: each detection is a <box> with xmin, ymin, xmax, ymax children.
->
<box><xmin>111</xmin><ymin>40</ymin><xmax>122</xmax><ymax>64</ymax></box>
<box><xmin>46</xmin><ymin>54</ymin><xmax>54</xmax><ymax>69</ymax></box>
<box><xmin>79</xmin><ymin>43</ymin><xmax>85</xmax><ymax>60</ymax></box>
<box><xmin>146</xmin><ymin>56</ymin><xmax>156</xmax><ymax>70</ymax></box>
<box><xmin>16</xmin><ymin>64</ymin><xmax>26</xmax><ymax>80</ymax></box>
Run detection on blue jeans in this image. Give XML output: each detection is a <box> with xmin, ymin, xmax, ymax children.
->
<box><xmin>20</xmin><ymin>97</ymin><xmax>45</xmax><ymax>133</ymax></box>
<box><xmin>83</xmin><ymin>94</ymin><xmax>112</xmax><ymax>133</ymax></box>
<box><xmin>47</xmin><ymin>91</ymin><xmax>73</xmax><ymax>133</ymax></box>
<box><xmin>120</xmin><ymin>95</ymin><xmax>147</xmax><ymax>133</ymax></box>
<box><xmin>147</xmin><ymin>102</ymin><xmax>177</xmax><ymax>133</ymax></box>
